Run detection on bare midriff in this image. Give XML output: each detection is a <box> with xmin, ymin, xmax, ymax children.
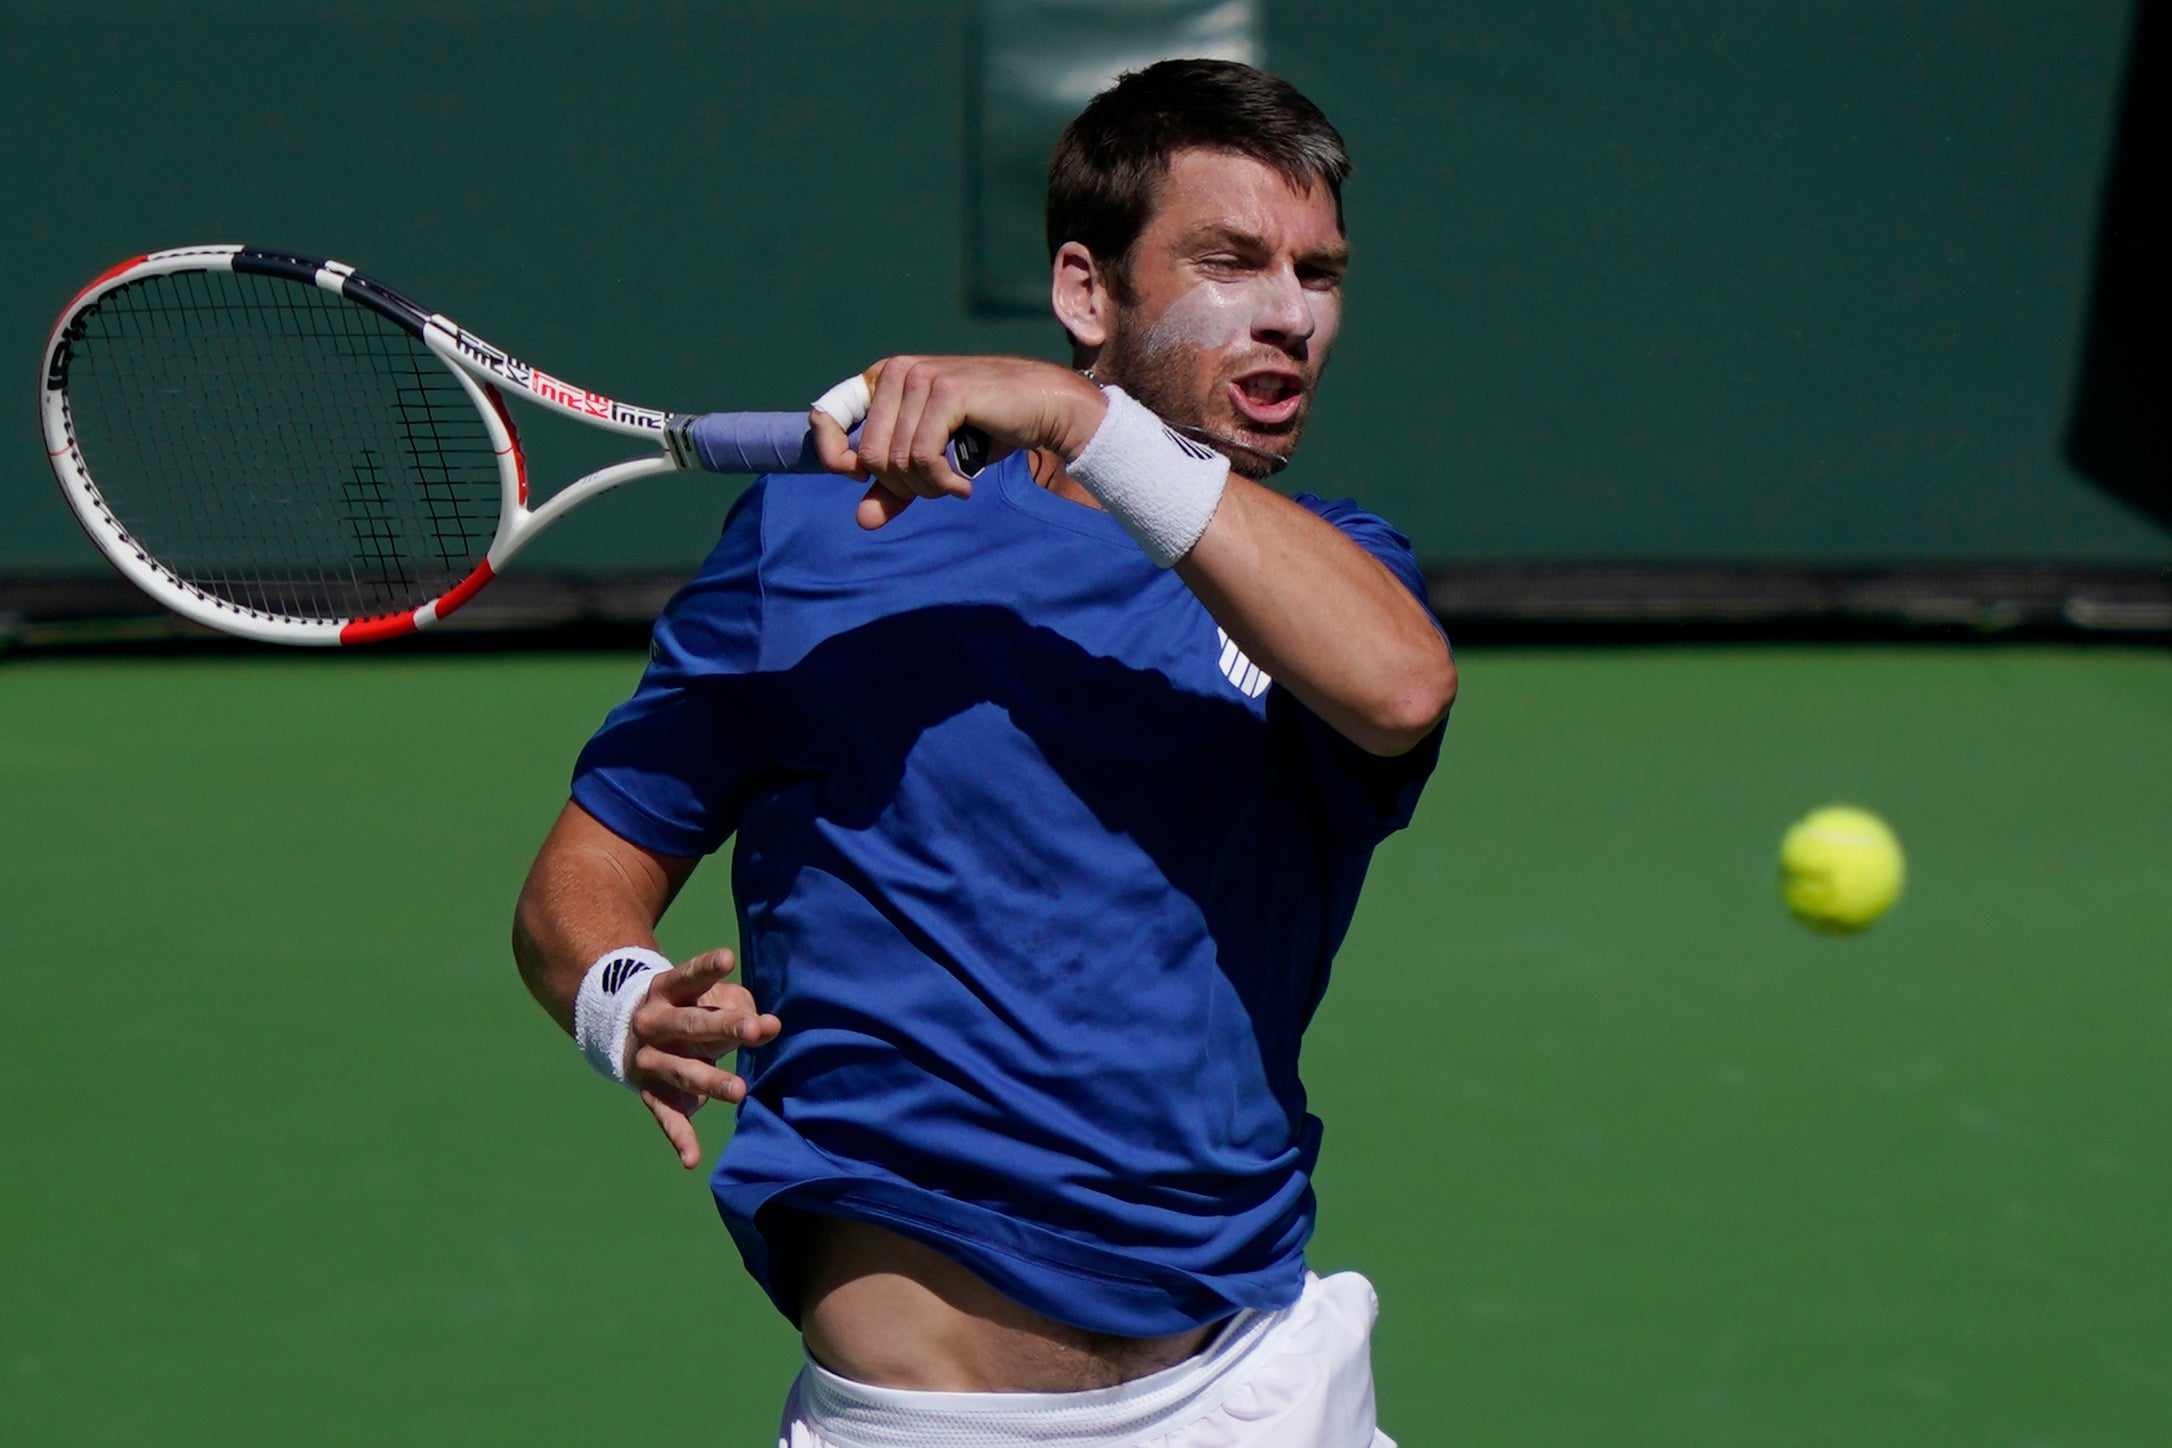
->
<box><xmin>783</xmin><ymin>1211</ymin><xmax>1219</xmax><ymax>1392</ymax></box>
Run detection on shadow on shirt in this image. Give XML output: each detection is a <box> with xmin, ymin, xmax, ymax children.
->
<box><xmin>690</xmin><ymin>599</ymin><xmax>1433</xmax><ymax>1081</ymax></box>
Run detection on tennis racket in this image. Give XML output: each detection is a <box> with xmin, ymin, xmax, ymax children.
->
<box><xmin>39</xmin><ymin>244</ymin><xmax>987</xmax><ymax>645</ymax></box>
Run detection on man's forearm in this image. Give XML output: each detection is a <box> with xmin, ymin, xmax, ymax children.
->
<box><xmin>1176</xmin><ymin>478</ymin><xmax>1455</xmax><ymax>756</ymax></box>
<box><xmin>512</xmin><ymin>800</ymin><xmax>770</xmax><ymax>1169</ymax></box>
<box><xmin>512</xmin><ymin>800</ymin><xmax>694</xmax><ymax>1032</ymax></box>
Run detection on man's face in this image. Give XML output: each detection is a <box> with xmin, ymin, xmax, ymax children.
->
<box><xmin>1094</xmin><ymin>148</ymin><xmax>1349</xmax><ymax>479</ymax></box>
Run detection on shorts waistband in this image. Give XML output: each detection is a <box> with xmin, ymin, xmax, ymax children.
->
<box><xmin>792</xmin><ymin>1288</ymin><xmax>1301</xmax><ymax>1448</ymax></box>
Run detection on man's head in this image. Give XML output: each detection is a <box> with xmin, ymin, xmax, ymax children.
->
<box><xmin>1047</xmin><ymin>60</ymin><xmax>1351</xmax><ymax>478</ymax></box>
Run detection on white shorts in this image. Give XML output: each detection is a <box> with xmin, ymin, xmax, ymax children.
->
<box><xmin>776</xmin><ymin>1270</ymin><xmax>1394</xmax><ymax>1448</ymax></box>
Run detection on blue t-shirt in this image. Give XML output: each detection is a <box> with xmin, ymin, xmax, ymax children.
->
<box><xmin>571</xmin><ymin>453</ymin><xmax>1444</xmax><ymax>1336</ymax></box>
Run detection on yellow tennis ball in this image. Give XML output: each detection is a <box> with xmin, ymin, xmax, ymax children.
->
<box><xmin>1777</xmin><ymin>805</ymin><xmax>1905</xmax><ymax>933</ymax></box>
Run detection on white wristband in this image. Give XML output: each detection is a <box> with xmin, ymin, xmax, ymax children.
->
<box><xmin>1067</xmin><ymin>385</ymin><xmax>1230</xmax><ymax>567</ymax></box>
<box><xmin>572</xmin><ymin>947</ymin><xmax>672</xmax><ymax>1088</ymax></box>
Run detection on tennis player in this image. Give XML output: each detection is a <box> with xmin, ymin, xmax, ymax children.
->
<box><xmin>513</xmin><ymin>59</ymin><xmax>1454</xmax><ymax>1446</ymax></box>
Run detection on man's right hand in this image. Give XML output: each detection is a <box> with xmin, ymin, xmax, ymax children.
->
<box><xmin>808</xmin><ymin>355</ymin><xmax>1108</xmax><ymax>530</ymax></box>
<box><xmin>624</xmin><ymin>948</ymin><xmax>782</xmax><ymax>1170</ymax></box>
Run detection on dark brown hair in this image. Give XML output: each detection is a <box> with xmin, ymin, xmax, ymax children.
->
<box><xmin>1046</xmin><ymin>58</ymin><xmax>1350</xmax><ymax>289</ymax></box>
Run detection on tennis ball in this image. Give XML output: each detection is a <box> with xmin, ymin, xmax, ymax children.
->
<box><xmin>1777</xmin><ymin>805</ymin><xmax>1905</xmax><ymax>933</ymax></box>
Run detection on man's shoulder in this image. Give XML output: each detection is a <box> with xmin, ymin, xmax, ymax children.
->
<box><xmin>1289</xmin><ymin>491</ymin><xmax>1432</xmax><ymax>621</ymax></box>
<box><xmin>734</xmin><ymin>454</ymin><xmax>1069</xmax><ymax>578</ymax></box>
<box><xmin>714</xmin><ymin>471</ymin><xmax>867</xmax><ymax>555</ymax></box>
<box><xmin>682</xmin><ymin>470</ymin><xmax>906</xmax><ymax>600</ymax></box>
<box><xmin>1291</xmin><ymin>492</ymin><xmax>1418</xmax><ymax>562</ymax></box>
<box><xmin>1292</xmin><ymin>490</ymin><xmax>1402</xmax><ymax>532</ymax></box>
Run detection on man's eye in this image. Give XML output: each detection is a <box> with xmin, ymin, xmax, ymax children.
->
<box><xmin>1301</xmin><ymin>268</ymin><xmax>1345</xmax><ymax>290</ymax></box>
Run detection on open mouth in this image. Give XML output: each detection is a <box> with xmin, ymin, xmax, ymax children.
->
<box><xmin>1229</xmin><ymin>371</ymin><xmax>1303</xmax><ymax>427</ymax></box>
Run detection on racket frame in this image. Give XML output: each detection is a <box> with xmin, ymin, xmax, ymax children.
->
<box><xmin>41</xmin><ymin>245</ymin><xmax>698</xmax><ymax>646</ymax></box>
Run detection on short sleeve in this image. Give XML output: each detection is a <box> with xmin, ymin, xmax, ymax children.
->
<box><xmin>570</xmin><ymin>482</ymin><xmax>776</xmax><ymax>858</ymax></box>
<box><xmin>1287</xmin><ymin>493</ymin><xmax>1450</xmax><ymax>842</ymax></box>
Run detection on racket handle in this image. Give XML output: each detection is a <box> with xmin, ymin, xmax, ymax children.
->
<box><xmin>666</xmin><ymin>411</ymin><xmax>990</xmax><ymax>479</ymax></box>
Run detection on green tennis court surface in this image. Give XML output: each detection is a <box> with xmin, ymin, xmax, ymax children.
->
<box><xmin>4</xmin><ymin>646</ymin><xmax>2166</xmax><ymax>1445</ymax></box>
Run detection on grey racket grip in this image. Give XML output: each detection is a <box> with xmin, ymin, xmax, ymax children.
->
<box><xmin>665</xmin><ymin>412</ymin><xmax>989</xmax><ymax>478</ymax></box>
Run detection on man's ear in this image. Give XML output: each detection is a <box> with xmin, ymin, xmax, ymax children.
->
<box><xmin>1051</xmin><ymin>241</ymin><xmax>1113</xmax><ymax>352</ymax></box>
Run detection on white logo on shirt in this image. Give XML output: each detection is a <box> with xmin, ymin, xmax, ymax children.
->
<box><xmin>1216</xmin><ymin>627</ymin><xmax>1272</xmax><ymax>698</ymax></box>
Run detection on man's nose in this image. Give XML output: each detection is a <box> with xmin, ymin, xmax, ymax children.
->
<box><xmin>1251</xmin><ymin>267</ymin><xmax>1315</xmax><ymax>342</ymax></box>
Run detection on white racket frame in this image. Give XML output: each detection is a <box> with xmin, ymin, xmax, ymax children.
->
<box><xmin>41</xmin><ymin>245</ymin><xmax>867</xmax><ymax>646</ymax></box>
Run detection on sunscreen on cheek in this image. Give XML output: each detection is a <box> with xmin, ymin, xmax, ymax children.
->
<box><xmin>1141</xmin><ymin>281</ymin><xmax>1257</xmax><ymax>358</ymax></box>
<box><xmin>1143</xmin><ymin>274</ymin><xmax>1336</xmax><ymax>358</ymax></box>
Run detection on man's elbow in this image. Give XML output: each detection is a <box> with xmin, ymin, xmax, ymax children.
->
<box><xmin>1357</xmin><ymin>647</ymin><xmax>1456</xmax><ymax>757</ymax></box>
<box><xmin>510</xmin><ymin>889</ymin><xmax>539</xmax><ymax>977</ymax></box>
<box><xmin>510</xmin><ymin>877</ymin><xmax>552</xmax><ymax>992</ymax></box>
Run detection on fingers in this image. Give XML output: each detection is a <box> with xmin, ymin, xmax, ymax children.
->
<box><xmin>685</xmin><ymin>983</ymin><xmax>782</xmax><ymax>1046</ymax></box>
<box><xmin>632</xmin><ymin>1042</ymin><xmax>747</xmax><ymax>1105</ymax></box>
<box><xmin>855</xmin><ymin>356</ymin><xmax>975</xmax><ymax>507</ymax></box>
<box><xmin>906</xmin><ymin>380</ymin><xmax>974</xmax><ymax>491</ymax></box>
<box><xmin>640</xmin><ymin>998</ymin><xmax>769</xmax><ymax>1050</ymax></box>
<box><xmin>655</xmin><ymin>946</ymin><xmax>738</xmax><ymax>1005</ymax></box>
<box><xmin>641</xmin><ymin>997</ymin><xmax>782</xmax><ymax>1054</ymax></box>
<box><xmin>631</xmin><ymin>1040</ymin><xmax>757</xmax><ymax>1170</ymax></box>
<box><xmin>637</xmin><ymin>950</ymin><xmax>781</xmax><ymax>1052</ymax></box>
<box><xmin>626</xmin><ymin>945</ymin><xmax>780</xmax><ymax>1172</ymax></box>
<box><xmin>639</xmin><ymin>1088</ymin><xmax>705</xmax><ymax>1170</ymax></box>
<box><xmin>892</xmin><ymin>366</ymin><xmax>974</xmax><ymax>496</ymax></box>
<box><xmin>629</xmin><ymin>1007</ymin><xmax>778</xmax><ymax>1172</ymax></box>
<box><xmin>852</xmin><ymin>357</ymin><xmax>906</xmax><ymax>479</ymax></box>
<box><xmin>727</xmin><ymin>1010</ymin><xmax>783</xmax><ymax>1049</ymax></box>
<box><xmin>857</xmin><ymin>482</ymin><xmax>914</xmax><ymax>531</ymax></box>
<box><xmin>809</xmin><ymin>409</ymin><xmax>865</xmax><ymax>480</ymax></box>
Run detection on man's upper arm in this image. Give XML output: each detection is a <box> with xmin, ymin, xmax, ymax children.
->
<box><xmin>1295</xmin><ymin>493</ymin><xmax>1446</xmax><ymax>650</ymax></box>
<box><xmin>571</xmin><ymin>482</ymin><xmax>776</xmax><ymax>858</ymax></box>
<box><xmin>547</xmin><ymin>797</ymin><xmax>702</xmax><ymax>905</ymax></box>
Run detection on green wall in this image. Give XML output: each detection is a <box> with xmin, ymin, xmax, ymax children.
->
<box><xmin>6</xmin><ymin>0</ymin><xmax>2163</xmax><ymax>572</ymax></box>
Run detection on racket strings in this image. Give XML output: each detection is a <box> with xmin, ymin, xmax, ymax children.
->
<box><xmin>62</xmin><ymin>269</ymin><xmax>502</xmax><ymax>623</ymax></box>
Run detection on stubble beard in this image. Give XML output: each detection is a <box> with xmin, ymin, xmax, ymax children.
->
<box><xmin>1093</xmin><ymin>320</ymin><xmax>1311</xmax><ymax>482</ymax></box>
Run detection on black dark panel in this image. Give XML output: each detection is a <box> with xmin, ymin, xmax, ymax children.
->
<box><xmin>2067</xmin><ymin>1</ymin><xmax>2167</xmax><ymax>528</ymax></box>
